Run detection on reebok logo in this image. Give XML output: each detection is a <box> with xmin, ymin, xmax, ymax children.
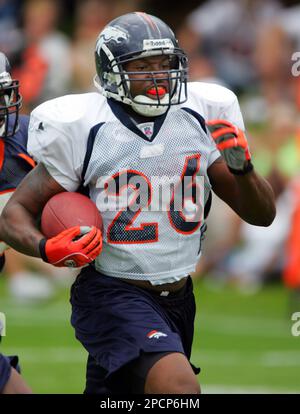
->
<box><xmin>143</xmin><ymin>38</ymin><xmax>174</xmax><ymax>50</ymax></box>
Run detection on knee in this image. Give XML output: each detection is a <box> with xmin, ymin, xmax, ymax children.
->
<box><xmin>145</xmin><ymin>373</ymin><xmax>201</xmax><ymax>394</ymax></box>
<box><xmin>144</xmin><ymin>352</ymin><xmax>201</xmax><ymax>394</ymax></box>
<box><xmin>164</xmin><ymin>376</ymin><xmax>201</xmax><ymax>394</ymax></box>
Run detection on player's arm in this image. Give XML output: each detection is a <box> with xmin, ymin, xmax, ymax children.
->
<box><xmin>0</xmin><ymin>163</ymin><xmax>102</xmax><ymax>267</ymax></box>
<box><xmin>0</xmin><ymin>163</ymin><xmax>63</xmax><ymax>256</ymax></box>
<box><xmin>208</xmin><ymin>157</ymin><xmax>276</xmax><ymax>226</ymax></box>
<box><xmin>207</xmin><ymin>120</ymin><xmax>276</xmax><ymax>226</ymax></box>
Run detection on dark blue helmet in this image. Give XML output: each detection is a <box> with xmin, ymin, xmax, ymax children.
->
<box><xmin>0</xmin><ymin>52</ymin><xmax>22</xmax><ymax>138</ymax></box>
<box><xmin>94</xmin><ymin>12</ymin><xmax>188</xmax><ymax>116</ymax></box>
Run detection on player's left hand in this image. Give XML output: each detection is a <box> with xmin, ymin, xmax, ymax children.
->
<box><xmin>206</xmin><ymin>119</ymin><xmax>253</xmax><ymax>175</ymax></box>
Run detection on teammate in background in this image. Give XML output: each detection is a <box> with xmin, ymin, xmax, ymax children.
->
<box><xmin>0</xmin><ymin>321</ymin><xmax>32</xmax><ymax>394</ymax></box>
<box><xmin>0</xmin><ymin>13</ymin><xmax>276</xmax><ymax>394</ymax></box>
<box><xmin>0</xmin><ymin>49</ymin><xmax>34</xmax><ymax>265</ymax></box>
<box><xmin>0</xmin><ymin>50</ymin><xmax>58</xmax><ymax>302</ymax></box>
<box><xmin>0</xmin><ymin>51</ymin><xmax>32</xmax><ymax>394</ymax></box>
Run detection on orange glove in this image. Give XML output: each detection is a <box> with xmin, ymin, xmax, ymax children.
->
<box><xmin>206</xmin><ymin>119</ymin><xmax>253</xmax><ymax>175</ymax></box>
<box><xmin>39</xmin><ymin>226</ymin><xmax>102</xmax><ymax>267</ymax></box>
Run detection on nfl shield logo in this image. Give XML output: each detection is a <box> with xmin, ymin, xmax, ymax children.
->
<box><xmin>138</xmin><ymin>122</ymin><xmax>154</xmax><ymax>140</ymax></box>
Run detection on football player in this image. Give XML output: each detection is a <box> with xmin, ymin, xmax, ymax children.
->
<box><xmin>0</xmin><ymin>52</ymin><xmax>35</xmax><ymax>253</ymax></box>
<box><xmin>0</xmin><ymin>51</ymin><xmax>32</xmax><ymax>394</ymax></box>
<box><xmin>0</xmin><ymin>333</ymin><xmax>32</xmax><ymax>394</ymax></box>
<box><xmin>0</xmin><ymin>13</ymin><xmax>276</xmax><ymax>394</ymax></box>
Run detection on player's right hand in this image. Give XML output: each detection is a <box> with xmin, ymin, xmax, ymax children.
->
<box><xmin>39</xmin><ymin>226</ymin><xmax>102</xmax><ymax>267</ymax></box>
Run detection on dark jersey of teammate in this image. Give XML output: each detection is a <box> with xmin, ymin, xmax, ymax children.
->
<box><xmin>0</xmin><ymin>114</ymin><xmax>35</xmax><ymax>271</ymax></box>
<box><xmin>0</xmin><ymin>114</ymin><xmax>34</xmax><ymax>392</ymax></box>
<box><xmin>0</xmin><ymin>114</ymin><xmax>35</xmax><ymax>194</ymax></box>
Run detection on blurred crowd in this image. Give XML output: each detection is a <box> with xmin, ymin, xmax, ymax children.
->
<box><xmin>177</xmin><ymin>0</ymin><xmax>300</xmax><ymax>297</ymax></box>
<box><xmin>1</xmin><ymin>0</ymin><xmax>300</xmax><ymax>299</ymax></box>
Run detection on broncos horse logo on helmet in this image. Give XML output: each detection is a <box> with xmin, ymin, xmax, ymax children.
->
<box><xmin>0</xmin><ymin>52</ymin><xmax>22</xmax><ymax>139</ymax></box>
<box><xmin>94</xmin><ymin>12</ymin><xmax>188</xmax><ymax>117</ymax></box>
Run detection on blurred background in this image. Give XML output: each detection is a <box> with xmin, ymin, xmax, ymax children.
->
<box><xmin>0</xmin><ymin>0</ymin><xmax>300</xmax><ymax>393</ymax></box>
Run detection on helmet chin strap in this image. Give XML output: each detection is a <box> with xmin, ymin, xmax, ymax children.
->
<box><xmin>131</xmin><ymin>94</ymin><xmax>170</xmax><ymax>117</ymax></box>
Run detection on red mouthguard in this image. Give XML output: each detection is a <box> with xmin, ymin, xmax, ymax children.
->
<box><xmin>147</xmin><ymin>87</ymin><xmax>166</xmax><ymax>96</ymax></box>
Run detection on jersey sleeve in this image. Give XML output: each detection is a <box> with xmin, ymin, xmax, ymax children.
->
<box><xmin>218</xmin><ymin>92</ymin><xmax>245</xmax><ymax>132</ymax></box>
<box><xmin>28</xmin><ymin>111</ymin><xmax>83</xmax><ymax>191</ymax></box>
<box><xmin>207</xmin><ymin>140</ymin><xmax>221</xmax><ymax>167</ymax></box>
<box><xmin>207</xmin><ymin>91</ymin><xmax>245</xmax><ymax>166</ymax></box>
<box><xmin>189</xmin><ymin>82</ymin><xmax>246</xmax><ymax>131</ymax></box>
<box><xmin>187</xmin><ymin>82</ymin><xmax>246</xmax><ymax>167</ymax></box>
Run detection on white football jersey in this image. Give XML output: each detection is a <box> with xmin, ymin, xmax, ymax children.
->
<box><xmin>28</xmin><ymin>81</ymin><xmax>244</xmax><ymax>284</ymax></box>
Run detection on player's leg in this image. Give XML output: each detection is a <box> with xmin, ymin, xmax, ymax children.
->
<box><xmin>143</xmin><ymin>352</ymin><xmax>200</xmax><ymax>394</ymax></box>
<box><xmin>84</xmin><ymin>354</ymin><xmax>111</xmax><ymax>394</ymax></box>
<box><xmin>2</xmin><ymin>366</ymin><xmax>32</xmax><ymax>394</ymax></box>
<box><xmin>0</xmin><ymin>353</ymin><xmax>32</xmax><ymax>394</ymax></box>
<box><xmin>128</xmin><ymin>351</ymin><xmax>200</xmax><ymax>394</ymax></box>
<box><xmin>71</xmin><ymin>268</ymin><xmax>199</xmax><ymax>394</ymax></box>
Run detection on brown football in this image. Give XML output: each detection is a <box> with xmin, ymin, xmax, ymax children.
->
<box><xmin>41</xmin><ymin>192</ymin><xmax>103</xmax><ymax>238</ymax></box>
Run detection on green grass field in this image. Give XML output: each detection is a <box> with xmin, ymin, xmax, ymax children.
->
<box><xmin>1</xmin><ymin>276</ymin><xmax>299</xmax><ymax>394</ymax></box>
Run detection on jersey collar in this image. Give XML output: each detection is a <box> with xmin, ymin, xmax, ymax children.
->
<box><xmin>107</xmin><ymin>98</ymin><xmax>169</xmax><ymax>142</ymax></box>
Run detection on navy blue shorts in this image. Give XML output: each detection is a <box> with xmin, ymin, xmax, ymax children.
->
<box><xmin>0</xmin><ymin>353</ymin><xmax>11</xmax><ymax>392</ymax></box>
<box><xmin>70</xmin><ymin>267</ymin><xmax>198</xmax><ymax>394</ymax></box>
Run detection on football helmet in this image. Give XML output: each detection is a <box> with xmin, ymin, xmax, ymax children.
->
<box><xmin>94</xmin><ymin>12</ymin><xmax>188</xmax><ymax>117</ymax></box>
<box><xmin>0</xmin><ymin>52</ymin><xmax>22</xmax><ymax>138</ymax></box>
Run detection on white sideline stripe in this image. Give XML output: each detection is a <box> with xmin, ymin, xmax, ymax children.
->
<box><xmin>192</xmin><ymin>350</ymin><xmax>300</xmax><ymax>367</ymax></box>
<box><xmin>2</xmin><ymin>312</ymin><xmax>291</xmax><ymax>336</ymax></box>
<box><xmin>195</xmin><ymin>314</ymin><xmax>291</xmax><ymax>338</ymax></box>
<box><xmin>200</xmin><ymin>325</ymin><xmax>290</xmax><ymax>338</ymax></box>
<box><xmin>3</xmin><ymin>347</ymin><xmax>87</xmax><ymax>363</ymax></box>
<box><xmin>4</xmin><ymin>347</ymin><xmax>299</xmax><ymax>393</ymax></box>
<box><xmin>203</xmin><ymin>384</ymin><xmax>299</xmax><ymax>394</ymax></box>
<box><xmin>0</xmin><ymin>305</ymin><xmax>294</xmax><ymax>337</ymax></box>
<box><xmin>197</xmin><ymin>313</ymin><xmax>290</xmax><ymax>327</ymax></box>
<box><xmin>1</xmin><ymin>308</ymin><xmax>71</xmax><ymax>323</ymax></box>
<box><xmin>0</xmin><ymin>302</ymin><xmax>71</xmax><ymax>312</ymax></box>
<box><xmin>5</xmin><ymin>319</ymin><xmax>70</xmax><ymax>326</ymax></box>
<box><xmin>4</xmin><ymin>347</ymin><xmax>300</xmax><ymax>368</ymax></box>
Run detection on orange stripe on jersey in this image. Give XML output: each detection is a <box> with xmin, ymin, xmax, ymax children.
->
<box><xmin>0</xmin><ymin>139</ymin><xmax>4</xmax><ymax>172</ymax></box>
<box><xmin>18</xmin><ymin>153</ymin><xmax>36</xmax><ymax>169</ymax></box>
<box><xmin>135</xmin><ymin>11</ymin><xmax>158</xmax><ymax>32</ymax></box>
<box><xmin>296</xmin><ymin>128</ymin><xmax>300</xmax><ymax>161</ymax></box>
<box><xmin>283</xmin><ymin>181</ymin><xmax>300</xmax><ymax>288</ymax></box>
<box><xmin>0</xmin><ymin>188</ymin><xmax>15</xmax><ymax>195</ymax></box>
